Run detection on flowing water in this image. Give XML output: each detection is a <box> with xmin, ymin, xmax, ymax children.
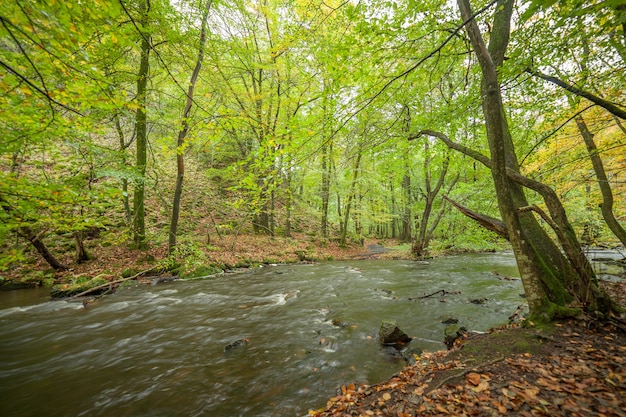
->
<box><xmin>0</xmin><ymin>253</ymin><xmax>528</xmax><ymax>417</ymax></box>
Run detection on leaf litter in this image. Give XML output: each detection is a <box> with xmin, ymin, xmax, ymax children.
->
<box><xmin>309</xmin><ymin>316</ymin><xmax>626</xmax><ymax>416</ymax></box>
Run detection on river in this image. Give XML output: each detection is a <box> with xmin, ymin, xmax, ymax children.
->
<box><xmin>1</xmin><ymin>252</ymin><xmax>529</xmax><ymax>416</ymax></box>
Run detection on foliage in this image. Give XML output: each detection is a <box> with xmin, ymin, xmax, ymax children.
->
<box><xmin>0</xmin><ymin>0</ymin><xmax>623</xmax><ymax>289</ymax></box>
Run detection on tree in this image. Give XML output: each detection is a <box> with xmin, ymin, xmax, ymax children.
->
<box><xmin>131</xmin><ymin>0</ymin><xmax>151</xmax><ymax>249</ymax></box>
<box><xmin>449</xmin><ymin>0</ymin><xmax>618</xmax><ymax>320</ymax></box>
<box><xmin>409</xmin><ymin>136</ymin><xmax>458</xmax><ymax>257</ymax></box>
<box><xmin>168</xmin><ymin>1</ymin><xmax>212</xmax><ymax>255</ymax></box>
<box><xmin>0</xmin><ymin>0</ymin><xmax>128</xmax><ymax>269</ymax></box>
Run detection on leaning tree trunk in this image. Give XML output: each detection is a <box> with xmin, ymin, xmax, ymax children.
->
<box><xmin>575</xmin><ymin>115</ymin><xmax>626</xmax><ymax>246</ymax></box>
<box><xmin>0</xmin><ymin>197</ymin><xmax>67</xmax><ymax>270</ymax></box>
<box><xmin>457</xmin><ymin>0</ymin><xmax>613</xmax><ymax>320</ymax></box>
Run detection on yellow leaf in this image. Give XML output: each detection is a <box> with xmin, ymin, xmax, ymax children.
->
<box><xmin>382</xmin><ymin>392</ymin><xmax>391</xmax><ymax>401</ymax></box>
<box><xmin>471</xmin><ymin>381</ymin><xmax>490</xmax><ymax>392</ymax></box>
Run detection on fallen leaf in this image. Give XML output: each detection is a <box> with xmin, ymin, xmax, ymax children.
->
<box><xmin>466</xmin><ymin>372</ymin><xmax>481</xmax><ymax>386</ymax></box>
<box><xmin>471</xmin><ymin>380</ymin><xmax>490</xmax><ymax>392</ymax></box>
<box><xmin>501</xmin><ymin>388</ymin><xmax>516</xmax><ymax>398</ymax></box>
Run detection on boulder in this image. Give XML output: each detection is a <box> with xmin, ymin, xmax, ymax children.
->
<box><xmin>378</xmin><ymin>320</ymin><xmax>412</xmax><ymax>346</ymax></box>
<box><xmin>444</xmin><ymin>324</ymin><xmax>467</xmax><ymax>349</ymax></box>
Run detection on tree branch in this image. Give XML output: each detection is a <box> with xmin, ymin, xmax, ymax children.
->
<box><xmin>442</xmin><ymin>195</ymin><xmax>508</xmax><ymax>239</ymax></box>
<box><xmin>411</xmin><ymin>129</ymin><xmax>492</xmax><ymax>168</ymax></box>
<box><xmin>527</xmin><ymin>69</ymin><xmax>626</xmax><ymax>120</ymax></box>
<box><xmin>0</xmin><ymin>60</ymin><xmax>84</xmax><ymax>116</ymax></box>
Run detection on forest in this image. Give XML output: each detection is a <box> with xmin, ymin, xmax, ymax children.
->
<box><xmin>0</xmin><ymin>0</ymin><xmax>625</xmax><ymax>321</ymax></box>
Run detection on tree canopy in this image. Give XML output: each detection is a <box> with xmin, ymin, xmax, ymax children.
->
<box><xmin>1</xmin><ymin>0</ymin><xmax>624</xmax><ymax>319</ymax></box>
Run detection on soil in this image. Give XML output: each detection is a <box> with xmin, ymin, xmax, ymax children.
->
<box><xmin>308</xmin><ymin>317</ymin><xmax>626</xmax><ymax>417</ymax></box>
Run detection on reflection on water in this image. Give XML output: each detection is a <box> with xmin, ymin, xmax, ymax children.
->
<box><xmin>0</xmin><ymin>254</ymin><xmax>528</xmax><ymax>417</ymax></box>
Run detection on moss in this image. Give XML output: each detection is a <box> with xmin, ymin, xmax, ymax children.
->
<box><xmin>180</xmin><ymin>265</ymin><xmax>222</xmax><ymax>279</ymax></box>
<box><xmin>121</xmin><ymin>268</ymin><xmax>140</xmax><ymax>278</ymax></box>
<box><xmin>51</xmin><ymin>275</ymin><xmax>110</xmax><ymax>298</ymax></box>
<box><xmin>528</xmin><ymin>299</ymin><xmax>582</xmax><ymax>324</ymax></box>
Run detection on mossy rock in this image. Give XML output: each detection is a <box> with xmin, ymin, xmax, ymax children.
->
<box><xmin>180</xmin><ymin>265</ymin><xmax>222</xmax><ymax>279</ymax></box>
<box><xmin>121</xmin><ymin>268</ymin><xmax>141</xmax><ymax>278</ymax></box>
<box><xmin>51</xmin><ymin>276</ymin><xmax>110</xmax><ymax>298</ymax></box>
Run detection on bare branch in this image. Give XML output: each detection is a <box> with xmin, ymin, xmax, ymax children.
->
<box><xmin>527</xmin><ymin>69</ymin><xmax>626</xmax><ymax>120</ymax></box>
<box><xmin>412</xmin><ymin>129</ymin><xmax>492</xmax><ymax>168</ymax></box>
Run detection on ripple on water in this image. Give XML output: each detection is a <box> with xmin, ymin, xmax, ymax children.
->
<box><xmin>0</xmin><ymin>254</ymin><xmax>530</xmax><ymax>417</ymax></box>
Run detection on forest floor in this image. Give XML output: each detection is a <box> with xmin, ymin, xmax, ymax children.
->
<box><xmin>2</xmin><ymin>233</ymin><xmax>408</xmax><ymax>288</ymax></box>
<box><xmin>307</xmin><ymin>315</ymin><xmax>626</xmax><ymax>417</ymax></box>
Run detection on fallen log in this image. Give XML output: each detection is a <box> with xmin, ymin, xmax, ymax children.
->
<box><xmin>70</xmin><ymin>267</ymin><xmax>155</xmax><ymax>299</ymax></box>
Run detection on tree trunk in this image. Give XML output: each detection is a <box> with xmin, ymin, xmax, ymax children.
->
<box><xmin>168</xmin><ymin>1</ymin><xmax>211</xmax><ymax>255</ymax></box>
<box><xmin>575</xmin><ymin>115</ymin><xmax>626</xmax><ymax>246</ymax></box>
<box><xmin>0</xmin><ymin>197</ymin><xmax>67</xmax><ymax>270</ymax></box>
<box><xmin>457</xmin><ymin>0</ymin><xmax>613</xmax><ymax>319</ymax></box>
<box><xmin>412</xmin><ymin>141</ymin><xmax>450</xmax><ymax>257</ymax></box>
<box><xmin>285</xmin><ymin>171</ymin><xmax>292</xmax><ymax>237</ymax></box>
<box><xmin>114</xmin><ymin>114</ymin><xmax>132</xmax><ymax>225</ymax></box>
<box><xmin>340</xmin><ymin>147</ymin><xmax>362</xmax><ymax>246</ymax></box>
<box><xmin>390</xmin><ymin>180</ymin><xmax>397</xmax><ymax>239</ymax></box>
<box><xmin>132</xmin><ymin>0</ymin><xmax>150</xmax><ymax>250</ymax></box>
<box><xmin>73</xmin><ymin>231</ymin><xmax>90</xmax><ymax>263</ymax></box>
<box><xmin>320</xmin><ymin>141</ymin><xmax>332</xmax><ymax>239</ymax></box>
<box><xmin>28</xmin><ymin>230</ymin><xmax>67</xmax><ymax>270</ymax></box>
<box><xmin>400</xmin><ymin>154</ymin><xmax>412</xmax><ymax>242</ymax></box>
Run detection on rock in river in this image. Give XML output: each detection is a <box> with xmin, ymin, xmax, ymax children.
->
<box><xmin>224</xmin><ymin>338</ymin><xmax>250</xmax><ymax>352</ymax></box>
<box><xmin>378</xmin><ymin>320</ymin><xmax>412</xmax><ymax>346</ymax></box>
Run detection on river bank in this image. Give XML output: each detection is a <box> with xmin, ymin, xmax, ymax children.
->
<box><xmin>305</xmin><ymin>254</ymin><xmax>626</xmax><ymax>416</ymax></box>
<box><xmin>308</xmin><ymin>316</ymin><xmax>626</xmax><ymax>416</ymax></box>
<box><xmin>2</xmin><ymin>237</ymin><xmax>626</xmax><ymax>417</ymax></box>
<box><xmin>1</xmin><ymin>234</ymin><xmax>395</xmax><ymax>291</ymax></box>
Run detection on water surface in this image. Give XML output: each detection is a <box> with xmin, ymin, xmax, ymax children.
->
<box><xmin>0</xmin><ymin>253</ymin><xmax>524</xmax><ymax>417</ymax></box>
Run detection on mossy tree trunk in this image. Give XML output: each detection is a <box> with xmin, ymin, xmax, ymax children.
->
<box><xmin>456</xmin><ymin>0</ymin><xmax>614</xmax><ymax>320</ymax></box>
<box><xmin>132</xmin><ymin>0</ymin><xmax>150</xmax><ymax>250</ymax></box>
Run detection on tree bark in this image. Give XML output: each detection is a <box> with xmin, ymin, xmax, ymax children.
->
<box><xmin>575</xmin><ymin>115</ymin><xmax>626</xmax><ymax>246</ymax></box>
<box><xmin>456</xmin><ymin>0</ymin><xmax>612</xmax><ymax>319</ymax></box>
<box><xmin>168</xmin><ymin>0</ymin><xmax>212</xmax><ymax>255</ymax></box>
<box><xmin>132</xmin><ymin>0</ymin><xmax>151</xmax><ymax>250</ymax></box>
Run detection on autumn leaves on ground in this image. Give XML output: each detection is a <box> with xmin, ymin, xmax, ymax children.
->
<box><xmin>309</xmin><ymin>319</ymin><xmax>626</xmax><ymax>417</ymax></box>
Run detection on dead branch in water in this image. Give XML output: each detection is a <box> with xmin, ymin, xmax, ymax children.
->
<box><xmin>409</xmin><ymin>289</ymin><xmax>461</xmax><ymax>300</ymax></box>
<box><xmin>70</xmin><ymin>267</ymin><xmax>156</xmax><ymax>299</ymax></box>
